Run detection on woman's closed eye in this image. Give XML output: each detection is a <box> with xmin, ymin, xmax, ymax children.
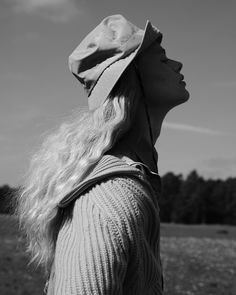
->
<box><xmin>161</xmin><ymin>57</ymin><xmax>168</xmax><ymax>63</ymax></box>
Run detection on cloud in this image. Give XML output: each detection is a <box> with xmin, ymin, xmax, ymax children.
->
<box><xmin>163</xmin><ymin>121</ymin><xmax>230</xmax><ymax>136</ymax></box>
<box><xmin>8</xmin><ymin>0</ymin><xmax>82</xmax><ymax>22</ymax></box>
<box><xmin>199</xmin><ymin>157</ymin><xmax>236</xmax><ymax>180</ymax></box>
<box><xmin>203</xmin><ymin>157</ymin><xmax>236</xmax><ymax>169</ymax></box>
<box><xmin>211</xmin><ymin>80</ymin><xmax>236</xmax><ymax>88</ymax></box>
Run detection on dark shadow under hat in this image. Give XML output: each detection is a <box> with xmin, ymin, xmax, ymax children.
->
<box><xmin>68</xmin><ymin>14</ymin><xmax>162</xmax><ymax>110</ymax></box>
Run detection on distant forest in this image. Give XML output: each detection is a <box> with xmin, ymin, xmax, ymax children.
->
<box><xmin>0</xmin><ymin>170</ymin><xmax>236</xmax><ymax>225</ymax></box>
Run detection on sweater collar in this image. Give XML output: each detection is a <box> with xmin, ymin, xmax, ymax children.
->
<box><xmin>59</xmin><ymin>154</ymin><xmax>161</xmax><ymax>208</ymax></box>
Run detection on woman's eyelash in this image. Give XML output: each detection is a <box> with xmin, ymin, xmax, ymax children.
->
<box><xmin>161</xmin><ymin>58</ymin><xmax>168</xmax><ymax>63</ymax></box>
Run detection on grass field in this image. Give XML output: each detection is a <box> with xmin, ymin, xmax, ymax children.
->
<box><xmin>1</xmin><ymin>214</ymin><xmax>236</xmax><ymax>295</ymax></box>
<box><xmin>160</xmin><ymin>224</ymin><xmax>236</xmax><ymax>295</ymax></box>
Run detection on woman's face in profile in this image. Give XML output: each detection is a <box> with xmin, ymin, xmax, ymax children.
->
<box><xmin>136</xmin><ymin>40</ymin><xmax>190</xmax><ymax>108</ymax></box>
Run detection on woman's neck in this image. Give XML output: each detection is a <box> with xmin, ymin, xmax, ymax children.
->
<box><xmin>108</xmin><ymin>136</ymin><xmax>158</xmax><ymax>172</ymax></box>
<box><xmin>108</xmin><ymin>97</ymin><xmax>169</xmax><ymax>173</ymax></box>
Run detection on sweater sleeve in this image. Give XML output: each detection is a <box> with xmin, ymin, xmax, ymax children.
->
<box><xmin>54</xmin><ymin>184</ymin><xmax>130</xmax><ymax>295</ymax></box>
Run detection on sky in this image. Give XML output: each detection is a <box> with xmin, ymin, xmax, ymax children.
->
<box><xmin>0</xmin><ymin>0</ymin><xmax>236</xmax><ymax>187</ymax></box>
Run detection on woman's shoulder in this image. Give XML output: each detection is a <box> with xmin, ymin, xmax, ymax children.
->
<box><xmin>90</xmin><ymin>174</ymin><xmax>151</xmax><ymax>206</ymax></box>
<box><xmin>61</xmin><ymin>154</ymin><xmax>160</xmax><ymax>228</ymax></box>
<box><xmin>76</xmin><ymin>175</ymin><xmax>159</xmax><ymax>230</ymax></box>
<box><xmin>58</xmin><ymin>154</ymin><xmax>145</xmax><ymax>208</ymax></box>
<box><xmin>76</xmin><ymin>175</ymin><xmax>146</xmax><ymax>212</ymax></box>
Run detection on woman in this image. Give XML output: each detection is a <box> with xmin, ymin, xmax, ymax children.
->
<box><xmin>15</xmin><ymin>15</ymin><xmax>189</xmax><ymax>294</ymax></box>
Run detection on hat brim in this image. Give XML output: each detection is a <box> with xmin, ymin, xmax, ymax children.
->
<box><xmin>88</xmin><ymin>21</ymin><xmax>162</xmax><ymax>111</ymax></box>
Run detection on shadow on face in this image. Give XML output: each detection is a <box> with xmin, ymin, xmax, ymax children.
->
<box><xmin>135</xmin><ymin>40</ymin><xmax>190</xmax><ymax>110</ymax></box>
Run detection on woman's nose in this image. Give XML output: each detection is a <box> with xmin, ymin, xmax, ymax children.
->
<box><xmin>168</xmin><ymin>59</ymin><xmax>183</xmax><ymax>73</ymax></box>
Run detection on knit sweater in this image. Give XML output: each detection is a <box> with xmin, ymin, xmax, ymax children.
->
<box><xmin>46</xmin><ymin>154</ymin><xmax>163</xmax><ymax>295</ymax></box>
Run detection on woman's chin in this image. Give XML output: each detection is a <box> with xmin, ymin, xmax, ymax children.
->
<box><xmin>179</xmin><ymin>87</ymin><xmax>190</xmax><ymax>103</ymax></box>
<box><xmin>183</xmin><ymin>88</ymin><xmax>190</xmax><ymax>100</ymax></box>
<box><xmin>173</xmin><ymin>90</ymin><xmax>190</xmax><ymax>107</ymax></box>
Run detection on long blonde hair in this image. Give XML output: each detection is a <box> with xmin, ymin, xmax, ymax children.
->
<box><xmin>14</xmin><ymin>65</ymin><xmax>140</xmax><ymax>274</ymax></box>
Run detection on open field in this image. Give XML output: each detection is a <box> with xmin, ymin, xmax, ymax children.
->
<box><xmin>161</xmin><ymin>222</ymin><xmax>236</xmax><ymax>239</ymax></box>
<box><xmin>0</xmin><ymin>214</ymin><xmax>236</xmax><ymax>295</ymax></box>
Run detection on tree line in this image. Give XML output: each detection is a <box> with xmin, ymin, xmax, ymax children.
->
<box><xmin>159</xmin><ymin>170</ymin><xmax>236</xmax><ymax>225</ymax></box>
<box><xmin>0</xmin><ymin>170</ymin><xmax>236</xmax><ymax>225</ymax></box>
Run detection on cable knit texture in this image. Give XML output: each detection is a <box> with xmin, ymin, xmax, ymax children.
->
<box><xmin>46</xmin><ymin>155</ymin><xmax>163</xmax><ymax>295</ymax></box>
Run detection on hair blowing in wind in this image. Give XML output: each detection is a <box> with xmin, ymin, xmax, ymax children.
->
<box><xmin>14</xmin><ymin>66</ymin><xmax>139</xmax><ymax>273</ymax></box>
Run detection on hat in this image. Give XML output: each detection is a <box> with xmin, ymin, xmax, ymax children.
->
<box><xmin>68</xmin><ymin>14</ymin><xmax>162</xmax><ymax>110</ymax></box>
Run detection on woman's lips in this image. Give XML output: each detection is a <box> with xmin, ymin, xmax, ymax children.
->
<box><xmin>179</xmin><ymin>74</ymin><xmax>185</xmax><ymax>81</ymax></box>
<box><xmin>179</xmin><ymin>74</ymin><xmax>186</xmax><ymax>85</ymax></box>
